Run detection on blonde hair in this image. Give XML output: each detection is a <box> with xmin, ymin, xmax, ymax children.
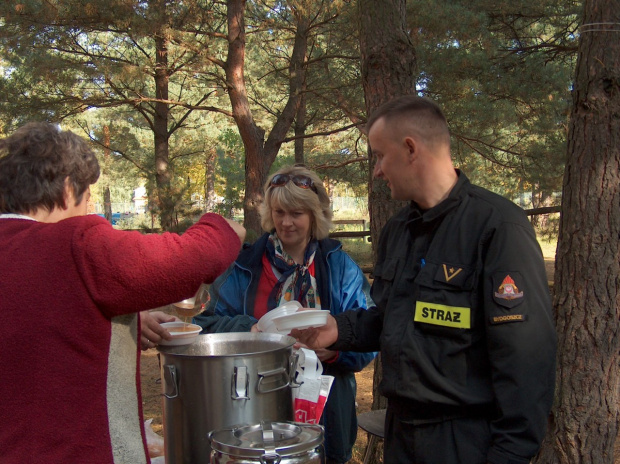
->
<box><xmin>260</xmin><ymin>165</ymin><xmax>333</xmax><ymax>239</ymax></box>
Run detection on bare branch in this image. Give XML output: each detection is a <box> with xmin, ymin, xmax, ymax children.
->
<box><xmin>282</xmin><ymin>122</ymin><xmax>361</xmax><ymax>143</ymax></box>
<box><xmin>313</xmin><ymin>156</ymin><xmax>368</xmax><ymax>170</ymax></box>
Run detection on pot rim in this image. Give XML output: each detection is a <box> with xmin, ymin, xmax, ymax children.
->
<box><xmin>157</xmin><ymin>332</ymin><xmax>296</xmax><ymax>357</ymax></box>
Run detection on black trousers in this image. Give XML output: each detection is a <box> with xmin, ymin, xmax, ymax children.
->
<box><xmin>383</xmin><ymin>405</ymin><xmax>492</xmax><ymax>464</ymax></box>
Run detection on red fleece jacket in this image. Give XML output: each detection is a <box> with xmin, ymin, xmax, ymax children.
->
<box><xmin>0</xmin><ymin>213</ymin><xmax>240</xmax><ymax>464</ymax></box>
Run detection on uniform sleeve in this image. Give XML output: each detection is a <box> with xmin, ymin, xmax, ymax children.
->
<box><xmin>483</xmin><ymin>219</ymin><xmax>557</xmax><ymax>463</ymax></box>
<box><xmin>332</xmin><ymin>305</ymin><xmax>383</xmax><ymax>353</ymax></box>
<box><xmin>73</xmin><ymin>213</ymin><xmax>241</xmax><ymax>317</ymax></box>
<box><xmin>193</xmin><ymin>264</ymin><xmax>257</xmax><ymax>333</ymax></box>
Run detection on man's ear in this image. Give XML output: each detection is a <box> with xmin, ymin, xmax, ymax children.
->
<box><xmin>404</xmin><ymin>136</ymin><xmax>417</xmax><ymax>162</ymax></box>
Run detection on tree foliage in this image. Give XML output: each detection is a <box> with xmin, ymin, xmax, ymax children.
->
<box><xmin>0</xmin><ymin>0</ymin><xmax>232</xmax><ymax>230</ymax></box>
<box><xmin>0</xmin><ymin>0</ymin><xmax>579</xmax><ymax>232</ymax></box>
<box><xmin>405</xmin><ymin>0</ymin><xmax>579</xmax><ymax>202</ymax></box>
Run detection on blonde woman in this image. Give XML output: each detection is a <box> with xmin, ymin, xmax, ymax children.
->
<box><xmin>195</xmin><ymin>164</ymin><xmax>376</xmax><ymax>464</ymax></box>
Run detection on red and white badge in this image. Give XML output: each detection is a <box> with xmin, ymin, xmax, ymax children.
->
<box><xmin>494</xmin><ymin>275</ymin><xmax>523</xmax><ymax>300</ymax></box>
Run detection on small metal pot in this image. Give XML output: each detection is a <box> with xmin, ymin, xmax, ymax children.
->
<box><xmin>208</xmin><ymin>421</ymin><xmax>324</xmax><ymax>464</ymax></box>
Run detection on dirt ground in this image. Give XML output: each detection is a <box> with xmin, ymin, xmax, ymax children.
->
<box><xmin>140</xmin><ymin>258</ymin><xmax>557</xmax><ymax>462</ymax></box>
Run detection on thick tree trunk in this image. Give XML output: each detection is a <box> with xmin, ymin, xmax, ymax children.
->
<box><xmin>226</xmin><ymin>0</ymin><xmax>265</xmax><ymax>235</ymax></box>
<box><xmin>358</xmin><ymin>1</ymin><xmax>417</xmax><ymax>462</ymax></box>
<box><xmin>225</xmin><ymin>0</ymin><xmax>308</xmax><ymax>237</ymax></box>
<box><xmin>153</xmin><ymin>22</ymin><xmax>174</xmax><ymax>231</ymax></box>
<box><xmin>533</xmin><ymin>1</ymin><xmax>620</xmax><ymax>462</ymax></box>
<box><xmin>359</xmin><ymin>0</ymin><xmax>416</xmax><ymax>260</ymax></box>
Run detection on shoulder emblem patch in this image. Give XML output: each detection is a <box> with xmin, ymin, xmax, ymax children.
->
<box><xmin>494</xmin><ymin>275</ymin><xmax>523</xmax><ymax>300</ymax></box>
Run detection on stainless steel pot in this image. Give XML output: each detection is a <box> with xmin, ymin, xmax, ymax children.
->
<box><xmin>158</xmin><ymin>333</ymin><xmax>299</xmax><ymax>464</ymax></box>
<box><xmin>208</xmin><ymin>421</ymin><xmax>324</xmax><ymax>464</ymax></box>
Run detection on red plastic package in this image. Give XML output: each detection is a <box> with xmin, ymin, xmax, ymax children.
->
<box><xmin>293</xmin><ymin>348</ymin><xmax>334</xmax><ymax>424</ymax></box>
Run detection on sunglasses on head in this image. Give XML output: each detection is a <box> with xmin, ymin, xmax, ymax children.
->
<box><xmin>270</xmin><ymin>173</ymin><xmax>318</xmax><ymax>194</ymax></box>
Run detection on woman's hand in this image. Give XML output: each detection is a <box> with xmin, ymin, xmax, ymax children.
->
<box><xmin>140</xmin><ymin>310</ymin><xmax>179</xmax><ymax>350</ymax></box>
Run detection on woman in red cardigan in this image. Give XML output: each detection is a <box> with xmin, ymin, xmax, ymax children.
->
<box><xmin>0</xmin><ymin>122</ymin><xmax>245</xmax><ymax>464</ymax></box>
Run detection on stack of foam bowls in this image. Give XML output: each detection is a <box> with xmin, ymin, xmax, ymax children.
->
<box><xmin>257</xmin><ymin>300</ymin><xmax>302</xmax><ymax>334</ymax></box>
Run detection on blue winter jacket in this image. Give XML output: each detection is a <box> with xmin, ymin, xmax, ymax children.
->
<box><xmin>195</xmin><ymin>233</ymin><xmax>376</xmax><ymax>372</ymax></box>
<box><xmin>194</xmin><ymin>233</ymin><xmax>377</xmax><ymax>462</ymax></box>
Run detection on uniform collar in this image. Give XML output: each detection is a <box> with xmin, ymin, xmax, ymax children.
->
<box><xmin>408</xmin><ymin>169</ymin><xmax>469</xmax><ymax>223</ymax></box>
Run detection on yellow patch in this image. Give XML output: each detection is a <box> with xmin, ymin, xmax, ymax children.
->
<box><xmin>414</xmin><ymin>301</ymin><xmax>471</xmax><ymax>329</ymax></box>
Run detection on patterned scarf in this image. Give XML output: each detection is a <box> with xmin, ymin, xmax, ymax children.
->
<box><xmin>265</xmin><ymin>233</ymin><xmax>321</xmax><ymax>310</ymax></box>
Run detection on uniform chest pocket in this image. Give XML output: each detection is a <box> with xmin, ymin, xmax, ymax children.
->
<box><xmin>372</xmin><ymin>258</ymin><xmax>400</xmax><ymax>305</ymax></box>
<box><xmin>414</xmin><ymin>261</ymin><xmax>477</xmax><ymax>340</ymax></box>
<box><xmin>373</xmin><ymin>258</ymin><xmax>398</xmax><ymax>281</ymax></box>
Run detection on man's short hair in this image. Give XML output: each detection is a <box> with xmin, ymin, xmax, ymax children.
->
<box><xmin>366</xmin><ymin>95</ymin><xmax>451</xmax><ymax>146</ymax></box>
<box><xmin>0</xmin><ymin>122</ymin><xmax>100</xmax><ymax>214</ymax></box>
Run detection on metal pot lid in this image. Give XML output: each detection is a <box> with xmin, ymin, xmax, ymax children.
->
<box><xmin>209</xmin><ymin>421</ymin><xmax>323</xmax><ymax>458</ymax></box>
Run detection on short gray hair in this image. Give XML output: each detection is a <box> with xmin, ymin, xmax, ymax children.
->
<box><xmin>0</xmin><ymin>122</ymin><xmax>100</xmax><ymax>214</ymax></box>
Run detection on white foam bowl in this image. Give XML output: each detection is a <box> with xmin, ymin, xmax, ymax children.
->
<box><xmin>257</xmin><ymin>301</ymin><xmax>302</xmax><ymax>333</ymax></box>
<box><xmin>272</xmin><ymin>310</ymin><xmax>329</xmax><ymax>331</ymax></box>
<box><xmin>158</xmin><ymin>321</ymin><xmax>202</xmax><ymax>346</ymax></box>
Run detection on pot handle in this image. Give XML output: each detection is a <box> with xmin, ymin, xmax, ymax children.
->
<box><xmin>232</xmin><ymin>365</ymin><xmax>250</xmax><ymax>400</ymax></box>
<box><xmin>257</xmin><ymin>367</ymin><xmax>290</xmax><ymax>393</ymax></box>
<box><xmin>260</xmin><ymin>420</ymin><xmax>281</xmax><ymax>464</ymax></box>
<box><xmin>162</xmin><ymin>365</ymin><xmax>178</xmax><ymax>399</ymax></box>
<box><xmin>289</xmin><ymin>351</ymin><xmax>303</xmax><ymax>388</ymax></box>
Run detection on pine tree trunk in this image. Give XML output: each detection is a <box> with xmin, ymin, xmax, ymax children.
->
<box><xmin>153</xmin><ymin>20</ymin><xmax>174</xmax><ymax>231</ymax></box>
<box><xmin>205</xmin><ymin>148</ymin><xmax>217</xmax><ymax>212</ymax></box>
<box><xmin>225</xmin><ymin>0</ymin><xmax>307</xmax><ymax>237</ymax></box>
<box><xmin>225</xmin><ymin>0</ymin><xmax>266</xmax><ymax>236</ymax></box>
<box><xmin>358</xmin><ymin>1</ymin><xmax>417</xmax><ymax>462</ymax></box>
<box><xmin>294</xmin><ymin>92</ymin><xmax>307</xmax><ymax>165</ymax></box>
<box><xmin>358</xmin><ymin>0</ymin><xmax>416</xmax><ymax>260</ymax></box>
<box><xmin>533</xmin><ymin>1</ymin><xmax>620</xmax><ymax>462</ymax></box>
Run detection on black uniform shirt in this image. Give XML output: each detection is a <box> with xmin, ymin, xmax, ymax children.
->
<box><xmin>334</xmin><ymin>170</ymin><xmax>556</xmax><ymax>463</ymax></box>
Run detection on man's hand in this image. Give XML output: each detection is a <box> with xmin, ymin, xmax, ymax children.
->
<box><xmin>290</xmin><ymin>313</ymin><xmax>339</xmax><ymax>350</ymax></box>
<box><xmin>139</xmin><ymin>310</ymin><xmax>179</xmax><ymax>350</ymax></box>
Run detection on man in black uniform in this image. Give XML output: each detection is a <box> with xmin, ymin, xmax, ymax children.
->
<box><xmin>293</xmin><ymin>95</ymin><xmax>557</xmax><ymax>464</ymax></box>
